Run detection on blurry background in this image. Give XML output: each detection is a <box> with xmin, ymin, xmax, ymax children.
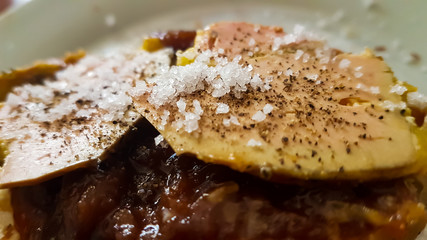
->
<box><xmin>0</xmin><ymin>0</ymin><xmax>426</xmax><ymax>92</ymax></box>
<box><xmin>0</xmin><ymin>0</ymin><xmax>30</xmax><ymax>13</ymax></box>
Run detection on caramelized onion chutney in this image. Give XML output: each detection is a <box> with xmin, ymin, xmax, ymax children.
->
<box><xmin>9</xmin><ymin>120</ymin><xmax>427</xmax><ymax>240</ymax></box>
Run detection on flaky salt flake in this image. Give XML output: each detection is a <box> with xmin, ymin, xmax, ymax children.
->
<box><xmin>247</xmin><ymin>139</ymin><xmax>262</xmax><ymax>147</ymax></box>
<box><xmin>339</xmin><ymin>59</ymin><xmax>351</xmax><ymax>69</ymax></box>
<box><xmin>216</xmin><ymin>103</ymin><xmax>230</xmax><ymax>114</ymax></box>
<box><xmin>218</xmin><ymin>48</ymin><xmax>225</xmax><ymax>54</ymax></box>
<box><xmin>154</xmin><ymin>134</ymin><xmax>164</xmax><ymax>146</ymax></box>
<box><xmin>252</xmin><ymin>111</ymin><xmax>266</xmax><ymax>122</ymax></box>
<box><xmin>390</xmin><ymin>84</ymin><xmax>408</xmax><ymax>96</ymax></box>
<box><xmin>263</xmin><ymin>104</ymin><xmax>274</xmax><ymax>114</ymax></box>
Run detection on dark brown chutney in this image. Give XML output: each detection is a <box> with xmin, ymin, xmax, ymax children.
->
<box><xmin>10</xmin><ymin>120</ymin><xmax>427</xmax><ymax>240</ymax></box>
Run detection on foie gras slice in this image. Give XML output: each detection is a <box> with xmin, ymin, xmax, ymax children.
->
<box><xmin>0</xmin><ymin>49</ymin><xmax>172</xmax><ymax>188</ymax></box>
<box><xmin>0</xmin><ymin>50</ymin><xmax>86</xmax><ymax>102</ymax></box>
<box><xmin>133</xmin><ymin>22</ymin><xmax>427</xmax><ymax>182</ymax></box>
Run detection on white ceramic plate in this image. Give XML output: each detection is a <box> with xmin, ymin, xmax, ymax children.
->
<box><xmin>1</xmin><ymin>0</ymin><xmax>427</xmax><ymax>238</ymax></box>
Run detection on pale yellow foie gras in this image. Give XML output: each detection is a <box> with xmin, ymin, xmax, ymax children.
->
<box><xmin>134</xmin><ymin>22</ymin><xmax>427</xmax><ymax>182</ymax></box>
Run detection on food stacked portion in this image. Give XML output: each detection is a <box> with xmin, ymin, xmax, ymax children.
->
<box><xmin>1</xmin><ymin>22</ymin><xmax>427</xmax><ymax>240</ymax></box>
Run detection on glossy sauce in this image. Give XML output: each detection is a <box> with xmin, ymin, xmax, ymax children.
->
<box><xmin>10</xmin><ymin>121</ymin><xmax>427</xmax><ymax>240</ymax></box>
<box><xmin>152</xmin><ymin>31</ymin><xmax>197</xmax><ymax>52</ymax></box>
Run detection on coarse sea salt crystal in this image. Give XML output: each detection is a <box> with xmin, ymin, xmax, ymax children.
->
<box><xmin>306</xmin><ymin>74</ymin><xmax>319</xmax><ymax>81</ymax></box>
<box><xmin>319</xmin><ymin>57</ymin><xmax>330</xmax><ymax>65</ymax></box>
<box><xmin>295</xmin><ymin>50</ymin><xmax>304</xmax><ymax>60</ymax></box>
<box><xmin>356</xmin><ymin>83</ymin><xmax>366</xmax><ymax>89</ymax></box>
<box><xmin>223</xmin><ymin>118</ymin><xmax>231</xmax><ymax>127</ymax></box>
<box><xmin>370</xmin><ymin>86</ymin><xmax>380</xmax><ymax>94</ymax></box>
<box><xmin>222</xmin><ymin>115</ymin><xmax>240</xmax><ymax>127</ymax></box>
<box><xmin>356</xmin><ymin>83</ymin><xmax>380</xmax><ymax>95</ymax></box>
<box><xmin>218</xmin><ymin>48</ymin><xmax>225</xmax><ymax>54</ymax></box>
<box><xmin>247</xmin><ymin>139</ymin><xmax>262</xmax><ymax>147</ymax></box>
<box><xmin>158</xmin><ymin>110</ymin><xmax>170</xmax><ymax>130</ymax></box>
<box><xmin>146</xmin><ymin>50</ymin><xmax>270</xmax><ymax>108</ymax></box>
<box><xmin>390</xmin><ymin>84</ymin><xmax>408</xmax><ymax>95</ymax></box>
<box><xmin>285</xmin><ymin>68</ymin><xmax>293</xmax><ymax>76</ymax></box>
<box><xmin>216</xmin><ymin>103</ymin><xmax>230</xmax><ymax>114</ymax></box>
<box><xmin>229</xmin><ymin>115</ymin><xmax>240</xmax><ymax>125</ymax></box>
<box><xmin>247</xmin><ymin>64</ymin><xmax>253</xmax><ymax>72</ymax></box>
<box><xmin>183</xmin><ymin>112</ymin><xmax>201</xmax><ymax>133</ymax></box>
<box><xmin>252</xmin><ymin>110</ymin><xmax>266</xmax><ymax>122</ymax></box>
<box><xmin>339</xmin><ymin>59</ymin><xmax>351</xmax><ymax>69</ymax></box>
<box><xmin>302</xmin><ymin>53</ymin><xmax>310</xmax><ymax>63</ymax></box>
<box><xmin>263</xmin><ymin>104</ymin><xmax>274</xmax><ymax>114</ymax></box>
<box><xmin>381</xmin><ymin>100</ymin><xmax>407</xmax><ymax>111</ymax></box>
<box><xmin>176</xmin><ymin>99</ymin><xmax>187</xmax><ymax>113</ymax></box>
<box><xmin>193</xmin><ymin>100</ymin><xmax>204</xmax><ymax>115</ymax></box>
<box><xmin>272</xmin><ymin>25</ymin><xmax>320</xmax><ymax>51</ymax></box>
<box><xmin>407</xmin><ymin>92</ymin><xmax>427</xmax><ymax>110</ymax></box>
<box><xmin>154</xmin><ymin>134</ymin><xmax>164</xmax><ymax>146</ymax></box>
<box><xmin>355</xmin><ymin>66</ymin><xmax>363</xmax><ymax>71</ymax></box>
<box><xmin>249</xmin><ymin>38</ymin><xmax>256</xmax><ymax>46</ymax></box>
<box><xmin>354</xmin><ymin>72</ymin><xmax>363</xmax><ymax>78</ymax></box>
